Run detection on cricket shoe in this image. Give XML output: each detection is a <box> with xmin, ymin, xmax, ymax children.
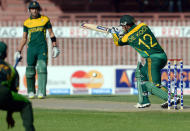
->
<box><xmin>28</xmin><ymin>92</ymin><xmax>35</xmax><ymax>99</ymax></box>
<box><xmin>38</xmin><ymin>93</ymin><xmax>45</xmax><ymax>99</ymax></box>
<box><xmin>134</xmin><ymin>103</ymin><xmax>151</xmax><ymax>108</ymax></box>
<box><xmin>161</xmin><ymin>97</ymin><xmax>180</xmax><ymax>109</ymax></box>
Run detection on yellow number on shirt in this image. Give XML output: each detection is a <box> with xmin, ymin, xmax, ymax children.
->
<box><xmin>138</xmin><ymin>34</ymin><xmax>157</xmax><ymax>49</ymax></box>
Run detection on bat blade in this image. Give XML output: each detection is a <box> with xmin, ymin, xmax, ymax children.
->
<box><xmin>81</xmin><ymin>23</ymin><xmax>110</xmax><ymax>33</ymax></box>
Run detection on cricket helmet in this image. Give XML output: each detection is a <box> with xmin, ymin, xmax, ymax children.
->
<box><xmin>120</xmin><ymin>15</ymin><xmax>135</xmax><ymax>26</ymax></box>
<box><xmin>28</xmin><ymin>1</ymin><xmax>41</xmax><ymax>10</ymax></box>
<box><xmin>0</xmin><ymin>41</ymin><xmax>7</xmax><ymax>59</ymax></box>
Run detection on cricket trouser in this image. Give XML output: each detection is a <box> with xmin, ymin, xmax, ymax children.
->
<box><xmin>26</xmin><ymin>44</ymin><xmax>48</xmax><ymax>96</ymax></box>
<box><xmin>139</xmin><ymin>53</ymin><xmax>169</xmax><ymax>101</ymax></box>
<box><xmin>0</xmin><ymin>86</ymin><xmax>35</xmax><ymax>131</ymax></box>
<box><xmin>140</xmin><ymin>53</ymin><xmax>167</xmax><ymax>84</ymax></box>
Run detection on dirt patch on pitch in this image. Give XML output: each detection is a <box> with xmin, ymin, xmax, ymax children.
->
<box><xmin>30</xmin><ymin>98</ymin><xmax>190</xmax><ymax>112</ymax></box>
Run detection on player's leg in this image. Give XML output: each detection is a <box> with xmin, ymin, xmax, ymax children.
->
<box><xmin>0</xmin><ymin>86</ymin><xmax>12</xmax><ymax>109</ymax></box>
<box><xmin>139</xmin><ymin>62</ymin><xmax>149</xmax><ymax>82</ymax></box>
<box><xmin>143</xmin><ymin>82</ymin><xmax>168</xmax><ymax>101</ymax></box>
<box><xmin>26</xmin><ymin>66</ymin><xmax>36</xmax><ymax>98</ymax></box>
<box><xmin>26</xmin><ymin>47</ymin><xmax>37</xmax><ymax>99</ymax></box>
<box><xmin>36</xmin><ymin>60</ymin><xmax>47</xmax><ymax>98</ymax></box>
<box><xmin>139</xmin><ymin>62</ymin><xmax>151</xmax><ymax>105</ymax></box>
<box><xmin>37</xmin><ymin>45</ymin><xmax>48</xmax><ymax>98</ymax></box>
<box><xmin>10</xmin><ymin>91</ymin><xmax>35</xmax><ymax>131</ymax></box>
<box><xmin>135</xmin><ymin>62</ymin><xmax>150</xmax><ymax>108</ymax></box>
<box><xmin>0</xmin><ymin>86</ymin><xmax>35</xmax><ymax>131</ymax></box>
<box><xmin>145</xmin><ymin>53</ymin><xmax>179</xmax><ymax>108</ymax></box>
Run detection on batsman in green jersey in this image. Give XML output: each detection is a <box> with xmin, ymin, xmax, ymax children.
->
<box><xmin>0</xmin><ymin>41</ymin><xmax>35</xmax><ymax>131</ymax></box>
<box><xmin>14</xmin><ymin>1</ymin><xmax>60</xmax><ymax>99</ymax></box>
<box><xmin>111</xmin><ymin>15</ymin><xmax>179</xmax><ymax>108</ymax></box>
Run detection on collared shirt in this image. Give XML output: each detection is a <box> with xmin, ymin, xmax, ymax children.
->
<box><xmin>23</xmin><ymin>14</ymin><xmax>52</xmax><ymax>46</ymax></box>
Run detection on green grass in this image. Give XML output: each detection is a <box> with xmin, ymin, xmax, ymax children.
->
<box><xmin>1</xmin><ymin>109</ymin><xmax>190</xmax><ymax>131</ymax></box>
<box><xmin>47</xmin><ymin>94</ymin><xmax>190</xmax><ymax>105</ymax></box>
<box><xmin>1</xmin><ymin>95</ymin><xmax>190</xmax><ymax>131</ymax></box>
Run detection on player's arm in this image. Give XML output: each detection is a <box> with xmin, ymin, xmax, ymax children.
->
<box><xmin>48</xmin><ymin>28</ymin><xmax>57</xmax><ymax>47</ymax></box>
<box><xmin>14</xmin><ymin>32</ymin><xmax>27</xmax><ymax>61</ymax></box>
<box><xmin>45</xmin><ymin>18</ymin><xmax>57</xmax><ymax>47</ymax></box>
<box><xmin>18</xmin><ymin>32</ymin><xmax>28</xmax><ymax>52</ymax></box>
<box><xmin>111</xmin><ymin>27</ymin><xmax>129</xmax><ymax>46</ymax></box>
<box><xmin>47</xmin><ymin>26</ymin><xmax>60</xmax><ymax>58</ymax></box>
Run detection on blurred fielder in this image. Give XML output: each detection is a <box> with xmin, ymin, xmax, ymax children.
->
<box><xmin>110</xmin><ymin>15</ymin><xmax>179</xmax><ymax>108</ymax></box>
<box><xmin>0</xmin><ymin>41</ymin><xmax>35</xmax><ymax>131</ymax></box>
<box><xmin>14</xmin><ymin>1</ymin><xmax>60</xmax><ymax>99</ymax></box>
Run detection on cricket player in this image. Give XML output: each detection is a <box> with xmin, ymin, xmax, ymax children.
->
<box><xmin>111</xmin><ymin>15</ymin><xmax>179</xmax><ymax>108</ymax></box>
<box><xmin>0</xmin><ymin>41</ymin><xmax>35</xmax><ymax>131</ymax></box>
<box><xmin>14</xmin><ymin>1</ymin><xmax>60</xmax><ymax>99</ymax></box>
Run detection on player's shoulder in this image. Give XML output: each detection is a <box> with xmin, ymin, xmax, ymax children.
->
<box><xmin>137</xmin><ymin>23</ymin><xmax>147</xmax><ymax>28</ymax></box>
<box><xmin>41</xmin><ymin>15</ymin><xmax>50</xmax><ymax>22</ymax></box>
<box><xmin>1</xmin><ymin>60</ymin><xmax>13</xmax><ymax>70</ymax></box>
<box><xmin>23</xmin><ymin>18</ymin><xmax>31</xmax><ymax>26</ymax></box>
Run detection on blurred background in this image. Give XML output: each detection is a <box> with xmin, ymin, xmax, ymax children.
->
<box><xmin>0</xmin><ymin>0</ymin><xmax>190</xmax><ymax>95</ymax></box>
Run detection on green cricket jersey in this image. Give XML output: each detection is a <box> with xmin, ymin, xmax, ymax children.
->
<box><xmin>0</xmin><ymin>60</ymin><xmax>18</xmax><ymax>92</ymax></box>
<box><xmin>113</xmin><ymin>23</ymin><xmax>164</xmax><ymax>58</ymax></box>
<box><xmin>23</xmin><ymin>14</ymin><xmax>52</xmax><ymax>46</ymax></box>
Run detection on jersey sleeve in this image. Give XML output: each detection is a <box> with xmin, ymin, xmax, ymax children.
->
<box><xmin>45</xmin><ymin>20</ymin><xmax>52</xmax><ymax>29</ymax></box>
<box><xmin>112</xmin><ymin>33</ymin><xmax>129</xmax><ymax>46</ymax></box>
<box><xmin>23</xmin><ymin>25</ymin><xmax>28</xmax><ymax>33</ymax></box>
<box><xmin>118</xmin><ymin>38</ymin><xmax>129</xmax><ymax>46</ymax></box>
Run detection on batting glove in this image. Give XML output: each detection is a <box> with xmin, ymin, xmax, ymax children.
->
<box><xmin>14</xmin><ymin>51</ymin><xmax>21</xmax><ymax>61</ymax></box>
<box><xmin>110</xmin><ymin>27</ymin><xmax>125</xmax><ymax>37</ymax></box>
<box><xmin>110</xmin><ymin>27</ymin><xmax>119</xmax><ymax>36</ymax></box>
<box><xmin>52</xmin><ymin>46</ymin><xmax>60</xmax><ymax>58</ymax></box>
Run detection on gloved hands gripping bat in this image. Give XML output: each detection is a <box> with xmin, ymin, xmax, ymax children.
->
<box><xmin>81</xmin><ymin>23</ymin><xmax>125</xmax><ymax>37</ymax></box>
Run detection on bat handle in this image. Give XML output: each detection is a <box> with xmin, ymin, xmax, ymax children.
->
<box><xmin>14</xmin><ymin>57</ymin><xmax>22</xmax><ymax>69</ymax></box>
<box><xmin>108</xmin><ymin>28</ymin><xmax>112</xmax><ymax>33</ymax></box>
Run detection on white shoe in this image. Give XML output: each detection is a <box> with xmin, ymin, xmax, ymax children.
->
<box><xmin>28</xmin><ymin>92</ymin><xmax>35</xmax><ymax>99</ymax></box>
<box><xmin>134</xmin><ymin>103</ymin><xmax>151</xmax><ymax>108</ymax></box>
<box><xmin>38</xmin><ymin>93</ymin><xmax>44</xmax><ymax>99</ymax></box>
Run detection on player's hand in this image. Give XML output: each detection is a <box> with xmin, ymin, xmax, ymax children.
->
<box><xmin>6</xmin><ymin>112</ymin><xmax>15</xmax><ymax>129</ymax></box>
<box><xmin>52</xmin><ymin>46</ymin><xmax>60</xmax><ymax>58</ymax></box>
<box><xmin>110</xmin><ymin>27</ymin><xmax>119</xmax><ymax>35</ymax></box>
<box><xmin>14</xmin><ymin>51</ymin><xmax>22</xmax><ymax>61</ymax></box>
<box><xmin>110</xmin><ymin>27</ymin><xmax>124</xmax><ymax>37</ymax></box>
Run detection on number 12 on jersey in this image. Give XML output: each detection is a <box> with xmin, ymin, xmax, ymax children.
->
<box><xmin>138</xmin><ymin>34</ymin><xmax>157</xmax><ymax>49</ymax></box>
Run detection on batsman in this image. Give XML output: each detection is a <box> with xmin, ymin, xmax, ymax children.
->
<box><xmin>111</xmin><ymin>15</ymin><xmax>179</xmax><ymax>108</ymax></box>
<box><xmin>14</xmin><ymin>1</ymin><xmax>60</xmax><ymax>99</ymax></box>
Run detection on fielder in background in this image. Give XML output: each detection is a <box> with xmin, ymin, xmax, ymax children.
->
<box><xmin>14</xmin><ymin>1</ymin><xmax>60</xmax><ymax>99</ymax></box>
<box><xmin>0</xmin><ymin>41</ymin><xmax>35</xmax><ymax>131</ymax></box>
<box><xmin>111</xmin><ymin>15</ymin><xmax>179</xmax><ymax>108</ymax></box>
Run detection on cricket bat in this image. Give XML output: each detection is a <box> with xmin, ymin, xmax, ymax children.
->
<box><xmin>14</xmin><ymin>57</ymin><xmax>22</xmax><ymax>69</ymax></box>
<box><xmin>81</xmin><ymin>23</ymin><xmax>111</xmax><ymax>33</ymax></box>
